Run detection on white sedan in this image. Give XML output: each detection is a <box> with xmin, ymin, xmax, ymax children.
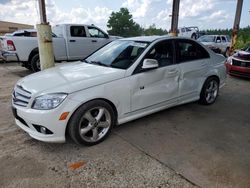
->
<box><xmin>12</xmin><ymin>36</ymin><xmax>226</xmax><ymax>145</ymax></box>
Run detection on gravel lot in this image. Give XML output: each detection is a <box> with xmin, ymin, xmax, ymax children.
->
<box><xmin>0</xmin><ymin>63</ymin><xmax>249</xmax><ymax>188</ymax></box>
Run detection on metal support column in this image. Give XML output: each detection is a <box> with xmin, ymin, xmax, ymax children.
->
<box><xmin>170</xmin><ymin>0</ymin><xmax>180</xmax><ymax>36</ymax></box>
<box><xmin>37</xmin><ymin>0</ymin><xmax>55</xmax><ymax>70</ymax></box>
<box><xmin>229</xmin><ymin>0</ymin><xmax>244</xmax><ymax>55</ymax></box>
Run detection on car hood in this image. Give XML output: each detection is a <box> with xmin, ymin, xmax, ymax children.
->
<box><xmin>233</xmin><ymin>50</ymin><xmax>250</xmax><ymax>61</ymax></box>
<box><xmin>201</xmin><ymin>42</ymin><xmax>215</xmax><ymax>46</ymax></box>
<box><xmin>17</xmin><ymin>61</ymin><xmax>126</xmax><ymax>95</ymax></box>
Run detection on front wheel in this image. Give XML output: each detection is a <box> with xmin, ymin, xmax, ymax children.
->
<box><xmin>68</xmin><ymin>100</ymin><xmax>115</xmax><ymax>146</ymax></box>
<box><xmin>199</xmin><ymin>78</ymin><xmax>219</xmax><ymax>105</ymax></box>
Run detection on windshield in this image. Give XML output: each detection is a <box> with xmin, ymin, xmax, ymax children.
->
<box><xmin>85</xmin><ymin>40</ymin><xmax>149</xmax><ymax>69</ymax></box>
<box><xmin>197</xmin><ymin>35</ymin><xmax>215</xmax><ymax>42</ymax></box>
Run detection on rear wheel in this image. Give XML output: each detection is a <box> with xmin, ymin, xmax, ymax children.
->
<box><xmin>199</xmin><ymin>77</ymin><xmax>219</xmax><ymax>105</ymax></box>
<box><xmin>68</xmin><ymin>100</ymin><xmax>115</xmax><ymax>146</ymax></box>
<box><xmin>30</xmin><ymin>54</ymin><xmax>41</xmax><ymax>72</ymax></box>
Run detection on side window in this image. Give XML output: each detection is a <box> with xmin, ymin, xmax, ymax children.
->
<box><xmin>181</xmin><ymin>28</ymin><xmax>185</xmax><ymax>33</ymax></box>
<box><xmin>88</xmin><ymin>27</ymin><xmax>106</xmax><ymax>38</ymax></box>
<box><xmin>221</xmin><ymin>36</ymin><xmax>226</xmax><ymax>43</ymax></box>
<box><xmin>216</xmin><ymin>36</ymin><xmax>221</xmax><ymax>43</ymax></box>
<box><xmin>70</xmin><ymin>26</ymin><xmax>86</xmax><ymax>37</ymax></box>
<box><xmin>133</xmin><ymin>40</ymin><xmax>174</xmax><ymax>74</ymax></box>
<box><xmin>177</xmin><ymin>40</ymin><xmax>209</xmax><ymax>63</ymax></box>
<box><xmin>144</xmin><ymin>40</ymin><xmax>174</xmax><ymax>67</ymax></box>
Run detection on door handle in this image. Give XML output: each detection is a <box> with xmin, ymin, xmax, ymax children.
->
<box><xmin>92</xmin><ymin>40</ymin><xmax>97</xmax><ymax>42</ymax></box>
<box><xmin>69</xmin><ymin>40</ymin><xmax>76</xmax><ymax>42</ymax></box>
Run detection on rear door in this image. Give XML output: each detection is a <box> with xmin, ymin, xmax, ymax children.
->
<box><xmin>175</xmin><ymin>39</ymin><xmax>210</xmax><ymax>103</ymax></box>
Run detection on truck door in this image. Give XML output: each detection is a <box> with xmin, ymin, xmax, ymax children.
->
<box><xmin>86</xmin><ymin>26</ymin><xmax>111</xmax><ymax>52</ymax></box>
<box><xmin>66</xmin><ymin>25</ymin><xmax>93</xmax><ymax>60</ymax></box>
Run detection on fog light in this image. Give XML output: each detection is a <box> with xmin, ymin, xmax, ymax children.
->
<box><xmin>40</xmin><ymin>127</ymin><xmax>47</xmax><ymax>134</ymax></box>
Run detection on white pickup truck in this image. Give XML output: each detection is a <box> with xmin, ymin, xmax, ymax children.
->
<box><xmin>0</xmin><ymin>24</ymin><xmax>119</xmax><ymax>71</ymax></box>
<box><xmin>178</xmin><ymin>26</ymin><xmax>205</xmax><ymax>39</ymax></box>
<box><xmin>197</xmin><ymin>35</ymin><xmax>231</xmax><ymax>56</ymax></box>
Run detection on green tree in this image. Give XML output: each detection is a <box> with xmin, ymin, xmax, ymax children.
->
<box><xmin>107</xmin><ymin>8</ymin><xmax>142</xmax><ymax>37</ymax></box>
<box><xmin>143</xmin><ymin>24</ymin><xmax>168</xmax><ymax>36</ymax></box>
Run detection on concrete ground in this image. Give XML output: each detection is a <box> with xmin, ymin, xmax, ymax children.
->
<box><xmin>0</xmin><ymin>63</ymin><xmax>249</xmax><ymax>188</ymax></box>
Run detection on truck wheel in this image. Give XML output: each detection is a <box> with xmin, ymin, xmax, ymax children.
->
<box><xmin>191</xmin><ymin>33</ymin><xmax>197</xmax><ymax>39</ymax></box>
<box><xmin>31</xmin><ymin>54</ymin><xmax>41</xmax><ymax>72</ymax></box>
<box><xmin>23</xmin><ymin>63</ymin><xmax>32</xmax><ymax>70</ymax></box>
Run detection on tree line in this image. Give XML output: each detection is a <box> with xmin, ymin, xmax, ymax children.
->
<box><xmin>107</xmin><ymin>8</ymin><xmax>250</xmax><ymax>49</ymax></box>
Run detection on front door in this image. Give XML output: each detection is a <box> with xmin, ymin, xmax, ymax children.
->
<box><xmin>130</xmin><ymin>40</ymin><xmax>180</xmax><ymax>112</ymax></box>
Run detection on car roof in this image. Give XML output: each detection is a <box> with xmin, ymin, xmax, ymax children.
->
<box><xmin>119</xmin><ymin>35</ymin><xmax>200</xmax><ymax>43</ymax></box>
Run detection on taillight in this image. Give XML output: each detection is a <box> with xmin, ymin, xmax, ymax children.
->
<box><xmin>7</xmin><ymin>40</ymin><xmax>16</xmax><ymax>51</ymax></box>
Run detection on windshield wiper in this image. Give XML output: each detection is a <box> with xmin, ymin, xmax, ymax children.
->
<box><xmin>90</xmin><ymin>61</ymin><xmax>110</xmax><ymax>67</ymax></box>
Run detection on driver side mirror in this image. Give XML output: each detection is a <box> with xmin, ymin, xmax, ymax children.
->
<box><xmin>142</xmin><ymin>59</ymin><xmax>159</xmax><ymax>70</ymax></box>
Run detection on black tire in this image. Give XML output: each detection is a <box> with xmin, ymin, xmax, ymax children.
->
<box><xmin>199</xmin><ymin>77</ymin><xmax>219</xmax><ymax>105</ymax></box>
<box><xmin>23</xmin><ymin>63</ymin><xmax>32</xmax><ymax>70</ymax></box>
<box><xmin>67</xmin><ymin>100</ymin><xmax>115</xmax><ymax>146</ymax></box>
<box><xmin>30</xmin><ymin>54</ymin><xmax>41</xmax><ymax>72</ymax></box>
<box><xmin>191</xmin><ymin>33</ymin><xmax>197</xmax><ymax>39</ymax></box>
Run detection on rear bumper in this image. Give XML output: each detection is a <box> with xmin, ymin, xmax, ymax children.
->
<box><xmin>0</xmin><ymin>50</ymin><xmax>19</xmax><ymax>62</ymax></box>
<box><xmin>226</xmin><ymin>64</ymin><xmax>250</xmax><ymax>78</ymax></box>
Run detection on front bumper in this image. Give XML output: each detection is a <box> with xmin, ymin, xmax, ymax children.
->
<box><xmin>12</xmin><ymin>98</ymin><xmax>79</xmax><ymax>143</ymax></box>
<box><xmin>226</xmin><ymin>64</ymin><xmax>250</xmax><ymax>78</ymax></box>
<box><xmin>0</xmin><ymin>50</ymin><xmax>19</xmax><ymax>62</ymax></box>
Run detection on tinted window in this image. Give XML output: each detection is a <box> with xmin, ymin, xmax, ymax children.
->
<box><xmin>133</xmin><ymin>40</ymin><xmax>174</xmax><ymax>74</ymax></box>
<box><xmin>144</xmin><ymin>40</ymin><xmax>174</xmax><ymax>67</ymax></box>
<box><xmin>86</xmin><ymin>40</ymin><xmax>148</xmax><ymax>69</ymax></box>
<box><xmin>176</xmin><ymin>40</ymin><xmax>209</xmax><ymax>63</ymax></box>
<box><xmin>216</xmin><ymin>36</ymin><xmax>221</xmax><ymax>42</ymax></box>
<box><xmin>221</xmin><ymin>36</ymin><xmax>226</xmax><ymax>43</ymax></box>
<box><xmin>70</xmin><ymin>26</ymin><xmax>86</xmax><ymax>37</ymax></box>
<box><xmin>88</xmin><ymin>27</ymin><xmax>106</xmax><ymax>38</ymax></box>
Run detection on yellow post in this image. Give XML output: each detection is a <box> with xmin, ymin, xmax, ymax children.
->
<box><xmin>36</xmin><ymin>24</ymin><xmax>55</xmax><ymax>70</ymax></box>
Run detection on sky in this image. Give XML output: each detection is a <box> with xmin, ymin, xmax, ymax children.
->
<box><xmin>0</xmin><ymin>0</ymin><xmax>249</xmax><ymax>32</ymax></box>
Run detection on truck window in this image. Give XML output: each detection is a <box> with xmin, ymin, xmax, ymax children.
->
<box><xmin>221</xmin><ymin>36</ymin><xmax>226</xmax><ymax>43</ymax></box>
<box><xmin>181</xmin><ymin>28</ymin><xmax>185</xmax><ymax>33</ymax></box>
<box><xmin>216</xmin><ymin>36</ymin><xmax>221</xmax><ymax>43</ymax></box>
<box><xmin>88</xmin><ymin>27</ymin><xmax>106</xmax><ymax>38</ymax></box>
<box><xmin>70</xmin><ymin>26</ymin><xmax>86</xmax><ymax>37</ymax></box>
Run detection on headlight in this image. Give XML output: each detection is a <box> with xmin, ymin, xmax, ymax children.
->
<box><xmin>226</xmin><ymin>57</ymin><xmax>233</xmax><ymax>65</ymax></box>
<box><xmin>32</xmin><ymin>93</ymin><xmax>67</xmax><ymax>110</ymax></box>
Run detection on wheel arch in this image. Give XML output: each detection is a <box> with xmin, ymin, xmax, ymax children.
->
<box><xmin>65</xmin><ymin>98</ymin><xmax>118</xmax><ymax>136</ymax></box>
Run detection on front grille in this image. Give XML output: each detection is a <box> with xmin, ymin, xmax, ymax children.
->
<box><xmin>12</xmin><ymin>85</ymin><xmax>31</xmax><ymax>107</ymax></box>
<box><xmin>232</xmin><ymin>59</ymin><xmax>250</xmax><ymax>68</ymax></box>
